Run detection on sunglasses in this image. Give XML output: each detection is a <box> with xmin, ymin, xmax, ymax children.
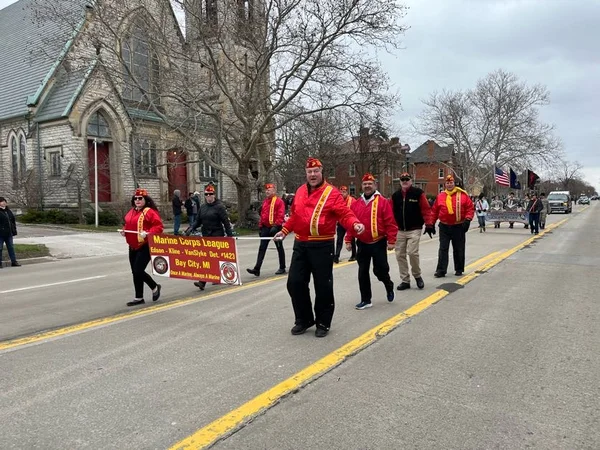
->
<box><xmin>400</xmin><ymin>177</ymin><xmax>410</xmax><ymax>182</ymax></box>
<box><xmin>204</xmin><ymin>193</ymin><xmax>215</xmax><ymax>196</ymax></box>
<box><xmin>134</xmin><ymin>196</ymin><xmax>144</xmax><ymax>200</ymax></box>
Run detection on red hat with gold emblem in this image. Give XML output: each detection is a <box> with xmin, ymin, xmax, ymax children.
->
<box><xmin>445</xmin><ymin>174</ymin><xmax>455</xmax><ymax>182</ymax></box>
<box><xmin>265</xmin><ymin>183</ymin><xmax>275</xmax><ymax>190</ymax></box>
<box><xmin>339</xmin><ymin>185</ymin><xmax>348</xmax><ymax>191</ymax></box>
<box><xmin>362</xmin><ymin>173</ymin><xmax>376</xmax><ymax>182</ymax></box>
<box><xmin>204</xmin><ymin>184</ymin><xmax>215</xmax><ymax>194</ymax></box>
<box><xmin>134</xmin><ymin>188</ymin><xmax>148</xmax><ymax>197</ymax></box>
<box><xmin>306</xmin><ymin>157</ymin><xmax>322</xmax><ymax>168</ymax></box>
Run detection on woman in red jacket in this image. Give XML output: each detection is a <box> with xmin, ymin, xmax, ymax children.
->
<box><xmin>121</xmin><ymin>188</ymin><xmax>164</xmax><ymax>306</ymax></box>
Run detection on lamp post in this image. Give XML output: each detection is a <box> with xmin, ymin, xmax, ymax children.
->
<box><xmin>93</xmin><ymin>138</ymin><xmax>99</xmax><ymax>228</ymax></box>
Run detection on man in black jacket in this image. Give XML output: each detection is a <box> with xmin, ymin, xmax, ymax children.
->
<box><xmin>0</xmin><ymin>196</ymin><xmax>21</xmax><ymax>268</ymax></box>
<box><xmin>390</xmin><ymin>173</ymin><xmax>434</xmax><ymax>290</ymax></box>
<box><xmin>526</xmin><ymin>192</ymin><xmax>544</xmax><ymax>235</ymax></box>
<box><xmin>172</xmin><ymin>189</ymin><xmax>183</xmax><ymax>235</ymax></box>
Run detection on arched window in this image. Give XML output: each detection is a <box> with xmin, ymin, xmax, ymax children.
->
<box><xmin>11</xmin><ymin>136</ymin><xmax>18</xmax><ymax>187</ymax></box>
<box><xmin>19</xmin><ymin>133</ymin><xmax>27</xmax><ymax>178</ymax></box>
<box><xmin>122</xmin><ymin>18</ymin><xmax>160</xmax><ymax>104</ymax></box>
<box><xmin>87</xmin><ymin>111</ymin><xmax>112</xmax><ymax>138</ymax></box>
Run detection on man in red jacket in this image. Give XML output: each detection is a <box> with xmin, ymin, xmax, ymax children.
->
<box><xmin>345</xmin><ymin>173</ymin><xmax>397</xmax><ymax>309</ymax></box>
<box><xmin>274</xmin><ymin>158</ymin><xmax>364</xmax><ymax>337</ymax></box>
<box><xmin>247</xmin><ymin>183</ymin><xmax>287</xmax><ymax>276</ymax></box>
<box><xmin>430</xmin><ymin>175</ymin><xmax>475</xmax><ymax>277</ymax></box>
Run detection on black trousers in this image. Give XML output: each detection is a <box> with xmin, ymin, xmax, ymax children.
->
<box><xmin>287</xmin><ymin>240</ymin><xmax>335</xmax><ymax>329</ymax></box>
<box><xmin>254</xmin><ymin>226</ymin><xmax>286</xmax><ymax>270</ymax></box>
<box><xmin>356</xmin><ymin>239</ymin><xmax>394</xmax><ymax>303</ymax></box>
<box><xmin>529</xmin><ymin>212</ymin><xmax>540</xmax><ymax>234</ymax></box>
<box><xmin>436</xmin><ymin>223</ymin><xmax>466</xmax><ymax>274</ymax></box>
<box><xmin>129</xmin><ymin>244</ymin><xmax>157</xmax><ymax>299</ymax></box>
<box><xmin>335</xmin><ymin>224</ymin><xmax>356</xmax><ymax>259</ymax></box>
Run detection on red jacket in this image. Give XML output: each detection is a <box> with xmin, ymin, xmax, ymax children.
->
<box><xmin>123</xmin><ymin>207</ymin><xmax>164</xmax><ymax>249</ymax></box>
<box><xmin>345</xmin><ymin>193</ymin><xmax>398</xmax><ymax>245</ymax></box>
<box><xmin>431</xmin><ymin>190</ymin><xmax>475</xmax><ymax>225</ymax></box>
<box><xmin>282</xmin><ymin>182</ymin><xmax>360</xmax><ymax>242</ymax></box>
<box><xmin>259</xmin><ymin>195</ymin><xmax>285</xmax><ymax>228</ymax></box>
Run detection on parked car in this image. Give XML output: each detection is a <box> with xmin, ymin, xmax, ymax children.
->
<box><xmin>578</xmin><ymin>196</ymin><xmax>590</xmax><ymax>205</ymax></box>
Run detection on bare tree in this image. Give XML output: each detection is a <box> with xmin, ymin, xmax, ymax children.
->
<box><xmin>413</xmin><ymin>69</ymin><xmax>561</xmax><ymax>189</ymax></box>
<box><xmin>555</xmin><ymin>159</ymin><xmax>584</xmax><ymax>191</ymax></box>
<box><xmin>32</xmin><ymin>0</ymin><xmax>406</xmax><ymax>224</ymax></box>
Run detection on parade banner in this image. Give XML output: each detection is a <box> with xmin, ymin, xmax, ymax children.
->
<box><xmin>148</xmin><ymin>235</ymin><xmax>241</xmax><ymax>285</ymax></box>
<box><xmin>485</xmin><ymin>210</ymin><xmax>529</xmax><ymax>224</ymax></box>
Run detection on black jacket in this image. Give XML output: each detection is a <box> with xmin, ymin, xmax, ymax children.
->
<box><xmin>191</xmin><ymin>200</ymin><xmax>233</xmax><ymax>237</ymax></box>
<box><xmin>391</xmin><ymin>187</ymin><xmax>426</xmax><ymax>231</ymax></box>
<box><xmin>0</xmin><ymin>207</ymin><xmax>17</xmax><ymax>237</ymax></box>
<box><xmin>526</xmin><ymin>198</ymin><xmax>544</xmax><ymax>213</ymax></box>
<box><xmin>172</xmin><ymin>195</ymin><xmax>183</xmax><ymax>215</ymax></box>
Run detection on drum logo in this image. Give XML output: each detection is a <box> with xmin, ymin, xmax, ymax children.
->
<box><xmin>220</xmin><ymin>261</ymin><xmax>238</xmax><ymax>285</ymax></box>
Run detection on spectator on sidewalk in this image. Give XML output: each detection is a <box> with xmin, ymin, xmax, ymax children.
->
<box><xmin>0</xmin><ymin>196</ymin><xmax>20</xmax><ymax>268</ymax></box>
<box><xmin>539</xmin><ymin>193</ymin><xmax>549</xmax><ymax>230</ymax></box>
<box><xmin>172</xmin><ymin>189</ymin><xmax>183</xmax><ymax>235</ymax></box>
<box><xmin>184</xmin><ymin>192</ymin><xmax>197</xmax><ymax>227</ymax></box>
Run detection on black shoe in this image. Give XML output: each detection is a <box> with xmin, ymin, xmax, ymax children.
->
<box><xmin>396</xmin><ymin>282</ymin><xmax>411</xmax><ymax>291</ymax></box>
<box><xmin>126</xmin><ymin>299</ymin><xmax>145</xmax><ymax>307</ymax></box>
<box><xmin>152</xmin><ymin>284</ymin><xmax>161</xmax><ymax>302</ymax></box>
<box><xmin>291</xmin><ymin>321</ymin><xmax>315</xmax><ymax>335</ymax></box>
<box><xmin>193</xmin><ymin>281</ymin><xmax>206</xmax><ymax>290</ymax></box>
<box><xmin>11</xmin><ymin>262</ymin><xmax>21</xmax><ymax>267</ymax></box>
<box><xmin>315</xmin><ymin>326</ymin><xmax>329</xmax><ymax>338</ymax></box>
<box><xmin>348</xmin><ymin>257</ymin><xmax>356</xmax><ymax>262</ymax></box>
<box><xmin>275</xmin><ymin>268</ymin><xmax>286</xmax><ymax>275</ymax></box>
<box><xmin>246</xmin><ymin>268</ymin><xmax>260</xmax><ymax>277</ymax></box>
<box><xmin>415</xmin><ymin>277</ymin><xmax>425</xmax><ymax>289</ymax></box>
<box><xmin>434</xmin><ymin>272</ymin><xmax>445</xmax><ymax>278</ymax></box>
<box><xmin>455</xmin><ymin>271</ymin><xmax>463</xmax><ymax>276</ymax></box>
<box><xmin>333</xmin><ymin>257</ymin><xmax>340</xmax><ymax>264</ymax></box>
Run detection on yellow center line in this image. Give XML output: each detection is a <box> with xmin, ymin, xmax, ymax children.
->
<box><xmin>169</xmin><ymin>217</ymin><xmax>570</xmax><ymax>450</ymax></box>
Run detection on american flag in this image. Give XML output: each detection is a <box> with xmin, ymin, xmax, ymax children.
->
<box><xmin>494</xmin><ymin>166</ymin><xmax>510</xmax><ymax>186</ymax></box>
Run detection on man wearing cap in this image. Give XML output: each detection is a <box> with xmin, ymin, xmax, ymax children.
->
<box><xmin>333</xmin><ymin>186</ymin><xmax>357</xmax><ymax>263</ymax></box>
<box><xmin>345</xmin><ymin>174</ymin><xmax>397</xmax><ymax>309</ymax></box>
<box><xmin>274</xmin><ymin>158</ymin><xmax>365</xmax><ymax>337</ymax></box>
<box><xmin>391</xmin><ymin>172</ymin><xmax>435</xmax><ymax>290</ymax></box>
<box><xmin>430</xmin><ymin>174</ymin><xmax>475</xmax><ymax>277</ymax></box>
<box><xmin>247</xmin><ymin>183</ymin><xmax>287</xmax><ymax>276</ymax></box>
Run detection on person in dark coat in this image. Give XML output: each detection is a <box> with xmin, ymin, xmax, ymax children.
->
<box><xmin>187</xmin><ymin>184</ymin><xmax>233</xmax><ymax>290</ymax></box>
<box><xmin>0</xmin><ymin>196</ymin><xmax>20</xmax><ymax>267</ymax></box>
<box><xmin>172</xmin><ymin>189</ymin><xmax>183</xmax><ymax>235</ymax></box>
<box><xmin>526</xmin><ymin>192</ymin><xmax>544</xmax><ymax>235</ymax></box>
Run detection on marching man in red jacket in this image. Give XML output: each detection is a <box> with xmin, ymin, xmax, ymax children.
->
<box><xmin>430</xmin><ymin>175</ymin><xmax>475</xmax><ymax>277</ymax></box>
<box><xmin>274</xmin><ymin>158</ymin><xmax>364</xmax><ymax>337</ymax></box>
<box><xmin>247</xmin><ymin>183</ymin><xmax>287</xmax><ymax>276</ymax></box>
<box><xmin>345</xmin><ymin>173</ymin><xmax>398</xmax><ymax>309</ymax></box>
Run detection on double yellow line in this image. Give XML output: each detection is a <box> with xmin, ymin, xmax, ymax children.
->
<box><xmin>170</xmin><ymin>218</ymin><xmax>569</xmax><ymax>449</ymax></box>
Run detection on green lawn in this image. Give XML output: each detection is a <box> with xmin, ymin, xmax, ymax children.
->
<box><xmin>3</xmin><ymin>244</ymin><xmax>51</xmax><ymax>261</ymax></box>
<box><xmin>66</xmin><ymin>224</ymin><xmax>121</xmax><ymax>232</ymax></box>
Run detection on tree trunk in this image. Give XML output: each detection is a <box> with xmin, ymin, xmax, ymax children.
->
<box><xmin>235</xmin><ymin>161</ymin><xmax>253</xmax><ymax>228</ymax></box>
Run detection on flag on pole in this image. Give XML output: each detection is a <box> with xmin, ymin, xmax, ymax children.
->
<box><xmin>527</xmin><ymin>169</ymin><xmax>540</xmax><ymax>189</ymax></box>
<box><xmin>494</xmin><ymin>166</ymin><xmax>510</xmax><ymax>186</ymax></box>
<box><xmin>509</xmin><ymin>168</ymin><xmax>521</xmax><ymax>190</ymax></box>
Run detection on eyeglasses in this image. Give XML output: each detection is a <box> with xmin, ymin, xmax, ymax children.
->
<box><xmin>204</xmin><ymin>193</ymin><xmax>215</xmax><ymax>196</ymax></box>
<box><xmin>400</xmin><ymin>177</ymin><xmax>410</xmax><ymax>182</ymax></box>
<box><xmin>134</xmin><ymin>196</ymin><xmax>144</xmax><ymax>200</ymax></box>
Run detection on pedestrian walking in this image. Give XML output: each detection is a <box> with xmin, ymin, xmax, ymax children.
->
<box><xmin>184</xmin><ymin>192</ymin><xmax>198</xmax><ymax>227</ymax></box>
<box><xmin>188</xmin><ymin>184</ymin><xmax>233</xmax><ymax>290</ymax></box>
<box><xmin>539</xmin><ymin>192</ymin><xmax>549</xmax><ymax>230</ymax></box>
<box><xmin>346</xmin><ymin>174</ymin><xmax>397</xmax><ymax>310</ymax></box>
<box><xmin>247</xmin><ymin>183</ymin><xmax>287</xmax><ymax>277</ymax></box>
<box><xmin>390</xmin><ymin>172</ymin><xmax>435</xmax><ymax>291</ymax></box>
<box><xmin>172</xmin><ymin>189</ymin><xmax>183</xmax><ymax>235</ymax></box>
<box><xmin>0</xmin><ymin>196</ymin><xmax>20</xmax><ymax>268</ymax></box>
<box><xmin>490</xmin><ymin>195</ymin><xmax>503</xmax><ymax>228</ymax></box>
<box><xmin>475</xmin><ymin>193</ymin><xmax>489</xmax><ymax>232</ymax></box>
<box><xmin>274</xmin><ymin>158</ymin><xmax>364</xmax><ymax>337</ymax></box>
<box><xmin>430</xmin><ymin>175</ymin><xmax>475</xmax><ymax>277</ymax></box>
<box><xmin>120</xmin><ymin>189</ymin><xmax>164</xmax><ymax>306</ymax></box>
<box><xmin>333</xmin><ymin>185</ymin><xmax>357</xmax><ymax>263</ymax></box>
<box><xmin>504</xmin><ymin>192</ymin><xmax>519</xmax><ymax>228</ymax></box>
<box><xmin>522</xmin><ymin>194</ymin><xmax>530</xmax><ymax>229</ymax></box>
<box><xmin>526</xmin><ymin>192</ymin><xmax>544</xmax><ymax>234</ymax></box>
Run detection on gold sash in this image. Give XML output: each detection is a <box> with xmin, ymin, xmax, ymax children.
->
<box><xmin>310</xmin><ymin>186</ymin><xmax>333</xmax><ymax>236</ymax></box>
<box><xmin>137</xmin><ymin>207</ymin><xmax>150</xmax><ymax>243</ymax></box>
<box><xmin>268</xmin><ymin>196</ymin><xmax>277</xmax><ymax>225</ymax></box>
<box><xmin>371</xmin><ymin>195</ymin><xmax>379</xmax><ymax>240</ymax></box>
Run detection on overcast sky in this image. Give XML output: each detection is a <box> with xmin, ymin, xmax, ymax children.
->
<box><xmin>1</xmin><ymin>0</ymin><xmax>598</xmax><ymax>189</ymax></box>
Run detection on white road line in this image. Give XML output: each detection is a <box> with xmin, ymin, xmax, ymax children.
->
<box><xmin>0</xmin><ymin>276</ymin><xmax>107</xmax><ymax>294</ymax></box>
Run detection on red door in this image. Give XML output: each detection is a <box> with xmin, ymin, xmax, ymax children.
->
<box><xmin>167</xmin><ymin>150</ymin><xmax>188</xmax><ymax>195</ymax></box>
<box><xmin>88</xmin><ymin>141</ymin><xmax>112</xmax><ymax>202</ymax></box>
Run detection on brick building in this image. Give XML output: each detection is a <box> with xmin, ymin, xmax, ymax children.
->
<box><xmin>406</xmin><ymin>140</ymin><xmax>456</xmax><ymax>197</ymax></box>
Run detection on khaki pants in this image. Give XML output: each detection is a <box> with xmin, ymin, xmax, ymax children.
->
<box><xmin>395</xmin><ymin>229</ymin><xmax>422</xmax><ymax>283</ymax></box>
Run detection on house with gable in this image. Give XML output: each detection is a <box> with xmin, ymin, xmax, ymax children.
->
<box><xmin>406</xmin><ymin>140</ymin><xmax>457</xmax><ymax>197</ymax></box>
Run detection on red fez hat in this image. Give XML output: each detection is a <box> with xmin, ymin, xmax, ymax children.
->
<box><xmin>400</xmin><ymin>172</ymin><xmax>411</xmax><ymax>179</ymax></box>
<box><xmin>306</xmin><ymin>157</ymin><xmax>322</xmax><ymax>168</ymax></box>
<box><xmin>265</xmin><ymin>183</ymin><xmax>275</xmax><ymax>190</ymax></box>
<box><xmin>134</xmin><ymin>188</ymin><xmax>148</xmax><ymax>197</ymax></box>
<box><xmin>339</xmin><ymin>185</ymin><xmax>348</xmax><ymax>191</ymax></box>
<box><xmin>445</xmin><ymin>174</ymin><xmax>455</xmax><ymax>182</ymax></box>
<box><xmin>362</xmin><ymin>173</ymin><xmax>376</xmax><ymax>182</ymax></box>
<box><xmin>204</xmin><ymin>184</ymin><xmax>215</xmax><ymax>193</ymax></box>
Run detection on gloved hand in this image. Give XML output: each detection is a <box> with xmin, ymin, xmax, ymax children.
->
<box><xmin>424</xmin><ymin>225</ymin><xmax>436</xmax><ymax>239</ymax></box>
<box><xmin>269</xmin><ymin>225</ymin><xmax>281</xmax><ymax>236</ymax></box>
<box><xmin>462</xmin><ymin>220</ymin><xmax>471</xmax><ymax>232</ymax></box>
<box><xmin>140</xmin><ymin>231</ymin><xmax>148</xmax><ymax>239</ymax></box>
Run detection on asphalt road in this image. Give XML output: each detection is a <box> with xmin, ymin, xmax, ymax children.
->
<box><xmin>1</xmin><ymin>204</ymin><xmax>598</xmax><ymax>449</ymax></box>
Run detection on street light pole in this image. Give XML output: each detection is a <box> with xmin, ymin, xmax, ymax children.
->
<box><xmin>93</xmin><ymin>138</ymin><xmax>99</xmax><ymax>228</ymax></box>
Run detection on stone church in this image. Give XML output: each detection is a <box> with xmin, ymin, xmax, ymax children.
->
<box><xmin>0</xmin><ymin>0</ymin><xmax>255</xmax><ymax>212</ymax></box>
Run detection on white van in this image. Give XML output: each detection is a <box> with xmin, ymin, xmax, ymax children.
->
<box><xmin>547</xmin><ymin>191</ymin><xmax>572</xmax><ymax>214</ymax></box>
